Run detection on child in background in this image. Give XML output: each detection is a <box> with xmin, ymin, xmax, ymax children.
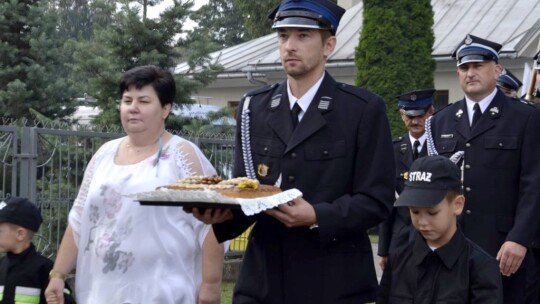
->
<box><xmin>0</xmin><ymin>197</ymin><xmax>74</xmax><ymax>304</ymax></box>
<box><xmin>377</xmin><ymin>156</ymin><xmax>502</xmax><ymax>304</ymax></box>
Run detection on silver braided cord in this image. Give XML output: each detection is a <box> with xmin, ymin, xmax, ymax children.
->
<box><xmin>426</xmin><ymin>115</ymin><xmax>465</xmax><ymax>184</ymax></box>
<box><xmin>425</xmin><ymin>116</ymin><xmax>438</xmax><ymax>156</ymax></box>
<box><xmin>240</xmin><ymin>96</ymin><xmax>256</xmax><ymax>179</ymax></box>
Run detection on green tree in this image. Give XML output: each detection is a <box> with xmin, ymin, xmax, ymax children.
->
<box><xmin>0</xmin><ymin>0</ymin><xmax>77</xmax><ymax>120</ymax></box>
<box><xmin>355</xmin><ymin>0</ymin><xmax>435</xmax><ymax>136</ymax></box>
<box><xmin>233</xmin><ymin>0</ymin><xmax>281</xmax><ymax>39</ymax></box>
<box><xmin>191</xmin><ymin>0</ymin><xmax>247</xmax><ymax>48</ymax></box>
<box><xmin>233</xmin><ymin>0</ymin><xmax>280</xmax><ymax>39</ymax></box>
<box><xmin>68</xmin><ymin>1</ymin><xmax>221</xmax><ymax>126</ymax></box>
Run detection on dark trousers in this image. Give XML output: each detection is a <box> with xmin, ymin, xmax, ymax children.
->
<box><xmin>502</xmin><ymin>269</ymin><xmax>528</xmax><ymax>304</ymax></box>
<box><xmin>526</xmin><ymin>248</ymin><xmax>540</xmax><ymax>304</ymax></box>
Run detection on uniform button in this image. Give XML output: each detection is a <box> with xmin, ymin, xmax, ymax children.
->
<box><xmin>465</xmin><ymin>210</ymin><xmax>472</xmax><ymax>215</ymax></box>
<box><xmin>499</xmin><ymin>142</ymin><xmax>504</xmax><ymax>147</ymax></box>
<box><xmin>465</xmin><ymin>164</ymin><xmax>471</xmax><ymax>169</ymax></box>
<box><xmin>291</xmin><ymin>152</ymin><xmax>296</xmax><ymax>158</ymax></box>
<box><xmin>288</xmin><ymin>176</ymin><xmax>295</xmax><ymax>183</ymax></box>
<box><xmin>263</xmin><ymin>147</ymin><xmax>269</xmax><ymax>153</ymax></box>
<box><xmin>332</xmin><ymin>238</ymin><xmax>338</xmax><ymax>241</ymax></box>
<box><xmin>465</xmin><ymin>187</ymin><xmax>471</xmax><ymax>192</ymax></box>
<box><xmin>323</xmin><ymin>150</ymin><xmax>329</xmax><ymax>156</ymax></box>
<box><xmin>466</xmin><ymin>143</ymin><xmax>471</xmax><ymax>147</ymax></box>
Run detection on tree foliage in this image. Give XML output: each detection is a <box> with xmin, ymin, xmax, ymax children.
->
<box><xmin>355</xmin><ymin>0</ymin><xmax>435</xmax><ymax>136</ymax></box>
<box><xmin>0</xmin><ymin>0</ymin><xmax>77</xmax><ymax>120</ymax></box>
<box><xmin>68</xmin><ymin>1</ymin><xmax>222</xmax><ymax>126</ymax></box>
<box><xmin>232</xmin><ymin>0</ymin><xmax>280</xmax><ymax>39</ymax></box>
<box><xmin>191</xmin><ymin>0</ymin><xmax>248</xmax><ymax>48</ymax></box>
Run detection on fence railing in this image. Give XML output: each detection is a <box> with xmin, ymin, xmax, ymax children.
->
<box><xmin>0</xmin><ymin>121</ymin><xmax>246</xmax><ymax>258</ymax></box>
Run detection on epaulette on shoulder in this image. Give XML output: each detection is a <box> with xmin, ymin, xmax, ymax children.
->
<box><xmin>392</xmin><ymin>136</ymin><xmax>404</xmax><ymax>143</ymax></box>
<box><xmin>337</xmin><ymin>83</ymin><xmax>377</xmax><ymax>102</ymax></box>
<box><xmin>516</xmin><ymin>98</ymin><xmax>537</xmax><ymax>106</ymax></box>
<box><xmin>243</xmin><ymin>84</ymin><xmax>276</xmax><ymax>98</ymax></box>
<box><xmin>433</xmin><ymin>102</ymin><xmax>456</xmax><ymax>115</ymax></box>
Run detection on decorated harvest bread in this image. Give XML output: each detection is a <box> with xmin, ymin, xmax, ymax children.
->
<box><xmin>159</xmin><ymin>176</ymin><xmax>281</xmax><ymax>199</ymax></box>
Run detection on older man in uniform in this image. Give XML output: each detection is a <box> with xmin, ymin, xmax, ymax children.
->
<box><xmin>496</xmin><ymin>68</ymin><xmax>522</xmax><ymax>98</ymax></box>
<box><xmin>192</xmin><ymin>0</ymin><xmax>395</xmax><ymax>303</ymax></box>
<box><xmin>378</xmin><ymin>89</ymin><xmax>435</xmax><ymax>271</ymax></box>
<box><xmin>427</xmin><ymin>34</ymin><xmax>540</xmax><ymax>303</ymax></box>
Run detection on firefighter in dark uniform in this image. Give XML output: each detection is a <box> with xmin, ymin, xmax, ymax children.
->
<box><xmin>191</xmin><ymin>0</ymin><xmax>395</xmax><ymax>303</ymax></box>
<box><xmin>378</xmin><ymin>89</ymin><xmax>435</xmax><ymax>271</ymax></box>
<box><xmin>0</xmin><ymin>197</ymin><xmax>74</xmax><ymax>304</ymax></box>
<box><xmin>496</xmin><ymin>68</ymin><xmax>522</xmax><ymax>98</ymax></box>
<box><xmin>426</xmin><ymin>34</ymin><xmax>540</xmax><ymax>304</ymax></box>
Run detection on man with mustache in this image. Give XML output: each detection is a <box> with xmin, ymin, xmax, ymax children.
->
<box><xmin>378</xmin><ymin>89</ymin><xmax>435</xmax><ymax>271</ymax></box>
<box><xmin>427</xmin><ymin>34</ymin><xmax>540</xmax><ymax>303</ymax></box>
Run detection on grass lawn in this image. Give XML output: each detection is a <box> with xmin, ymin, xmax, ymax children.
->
<box><xmin>220</xmin><ymin>281</ymin><xmax>234</xmax><ymax>304</ymax></box>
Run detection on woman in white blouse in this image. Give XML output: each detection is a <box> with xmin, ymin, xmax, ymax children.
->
<box><xmin>45</xmin><ymin>65</ymin><xmax>224</xmax><ymax>304</ymax></box>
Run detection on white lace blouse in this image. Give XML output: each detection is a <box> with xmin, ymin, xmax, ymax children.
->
<box><xmin>68</xmin><ymin>135</ymin><xmax>217</xmax><ymax>304</ymax></box>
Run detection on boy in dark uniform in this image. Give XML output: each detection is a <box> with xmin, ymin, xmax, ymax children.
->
<box><xmin>378</xmin><ymin>89</ymin><xmax>435</xmax><ymax>271</ymax></box>
<box><xmin>0</xmin><ymin>197</ymin><xmax>74</xmax><ymax>304</ymax></box>
<box><xmin>377</xmin><ymin>156</ymin><xmax>503</xmax><ymax>304</ymax></box>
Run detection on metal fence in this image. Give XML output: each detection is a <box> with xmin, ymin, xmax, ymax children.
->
<box><xmin>0</xmin><ymin>119</ymin><xmax>245</xmax><ymax>258</ymax></box>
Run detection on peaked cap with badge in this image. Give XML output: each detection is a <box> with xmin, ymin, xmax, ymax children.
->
<box><xmin>452</xmin><ymin>34</ymin><xmax>502</xmax><ymax>66</ymax></box>
<box><xmin>395</xmin><ymin>156</ymin><xmax>461</xmax><ymax>208</ymax></box>
<box><xmin>0</xmin><ymin>197</ymin><xmax>42</xmax><ymax>232</ymax></box>
<box><xmin>397</xmin><ymin>89</ymin><xmax>435</xmax><ymax>117</ymax></box>
<box><xmin>268</xmin><ymin>0</ymin><xmax>346</xmax><ymax>35</ymax></box>
<box><xmin>497</xmin><ymin>68</ymin><xmax>523</xmax><ymax>92</ymax></box>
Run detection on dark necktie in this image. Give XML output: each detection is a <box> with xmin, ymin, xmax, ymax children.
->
<box><xmin>413</xmin><ymin>140</ymin><xmax>420</xmax><ymax>160</ymax></box>
<box><xmin>291</xmin><ymin>103</ymin><xmax>302</xmax><ymax>129</ymax></box>
<box><xmin>471</xmin><ymin>103</ymin><xmax>482</xmax><ymax>128</ymax></box>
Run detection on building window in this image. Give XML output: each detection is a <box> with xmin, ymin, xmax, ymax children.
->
<box><xmin>434</xmin><ymin>90</ymin><xmax>449</xmax><ymax>111</ymax></box>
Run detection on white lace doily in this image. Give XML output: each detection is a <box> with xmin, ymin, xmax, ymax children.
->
<box><xmin>133</xmin><ymin>188</ymin><xmax>303</xmax><ymax>216</ymax></box>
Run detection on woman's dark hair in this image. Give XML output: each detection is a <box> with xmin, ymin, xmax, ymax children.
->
<box><xmin>119</xmin><ymin>65</ymin><xmax>176</xmax><ymax>107</ymax></box>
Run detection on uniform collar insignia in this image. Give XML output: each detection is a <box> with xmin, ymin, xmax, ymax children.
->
<box><xmin>318</xmin><ymin>96</ymin><xmax>332</xmax><ymax>110</ymax></box>
<box><xmin>270</xmin><ymin>94</ymin><xmax>281</xmax><ymax>109</ymax></box>
<box><xmin>489</xmin><ymin>107</ymin><xmax>499</xmax><ymax>116</ymax></box>
<box><xmin>455</xmin><ymin>109</ymin><xmax>463</xmax><ymax>118</ymax></box>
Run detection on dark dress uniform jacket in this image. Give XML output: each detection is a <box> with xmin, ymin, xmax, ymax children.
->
<box><xmin>378</xmin><ymin>136</ymin><xmax>427</xmax><ymax>257</ymax></box>
<box><xmin>377</xmin><ymin>229</ymin><xmax>503</xmax><ymax>304</ymax></box>
<box><xmin>429</xmin><ymin>91</ymin><xmax>540</xmax><ymax>257</ymax></box>
<box><xmin>0</xmin><ymin>244</ymin><xmax>52</xmax><ymax>304</ymax></box>
<box><xmin>214</xmin><ymin>73</ymin><xmax>395</xmax><ymax>304</ymax></box>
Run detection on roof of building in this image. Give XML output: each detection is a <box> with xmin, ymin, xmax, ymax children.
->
<box><xmin>176</xmin><ymin>0</ymin><xmax>540</xmax><ymax>75</ymax></box>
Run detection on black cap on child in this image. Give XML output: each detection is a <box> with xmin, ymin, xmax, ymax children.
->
<box><xmin>0</xmin><ymin>197</ymin><xmax>42</xmax><ymax>232</ymax></box>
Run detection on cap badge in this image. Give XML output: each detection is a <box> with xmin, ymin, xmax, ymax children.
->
<box><xmin>257</xmin><ymin>164</ymin><xmax>269</xmax><ymax>177</ymax></box>
<box><xmin>0</xmin><ymin>201</ymin><xmax>6</xmax><ymax>209</ymax></box>
<box><xmin>465</xmin><ymin>35</ymin><xmax>473</xmax><ymax>45</ymax></box>
<box><xmin>490</xmin><ymin>107</ymin><xmax>499</xmax><ymax>116</ymax></box>
<box><xmin>455</xmin><ymin>109</ymin><xmax>463</xmax><ymax>118</ymax></box>
<box><xmin>410</xmin><ymin>94</ymin><xmax>417</xmax><ymax>101</ymax></box>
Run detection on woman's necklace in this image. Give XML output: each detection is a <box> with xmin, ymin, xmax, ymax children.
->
<box><xmin>122</xmin><ymin>131</ymin><xmax>165</xmax><ymax>164</ymax></box>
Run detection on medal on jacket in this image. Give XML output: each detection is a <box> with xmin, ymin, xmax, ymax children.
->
<box><xmin>257</xmin><ymin>164</ymin><xmax>269</xmax><ymax>177</ymax></box>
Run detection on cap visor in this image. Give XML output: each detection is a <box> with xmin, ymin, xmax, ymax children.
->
<box><xmin>394</xmin><ymin>187</ymin><xmax>448</xmax><ymax>208</ymax></box>
<box><xmin>457</xmin><ymin>55</ymin><xmax>493</xmax><ymax>66</ymax></box>
<box><xmin>402</xmin><ymin>109</ymin><xmax>427</xmax><ymax>116</ymax></box>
